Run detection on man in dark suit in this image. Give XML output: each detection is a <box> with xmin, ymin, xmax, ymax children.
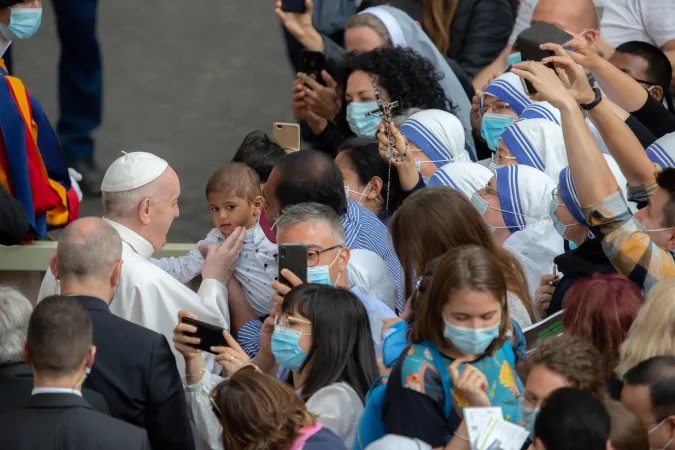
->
<box><xmin>0</xmin><ymin>286</ymin><xmax>109</xmax><ymax>416</ymax></box>
<box><xmin>0</xmin><ymin>296</ymin><xmax>149</xmax><ymax>449</ymax></box>
<box><xmin>50</xmin><ymin>217</ymin><xmax>195</xmax><ymax>450</ymax></box>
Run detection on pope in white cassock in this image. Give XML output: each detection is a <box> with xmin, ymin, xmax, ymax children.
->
<box><xmin>38</xmin><ymin>152</ymin><xmax>244</xmax><ymax>374</ymax></box>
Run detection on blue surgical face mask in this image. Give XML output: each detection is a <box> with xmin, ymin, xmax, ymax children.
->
<box><xmin>522</xmin><ymin>405</ymin><xmax>539</xmax><ymax>438</ymax></box>
<box><xmin>549</xmin><ymin>197</ymin><xmax>571</xmax><ymax>239</ymax></box>
<box><xmin>507</xmin><ymin>52</ymin><xmax>522</xmax><ymax>67</ymax></box>
<box><xmin>0</xmin><ymin>8</ymin><xmax>42</xmax><ymax>41</ymax></box>
<box><xmin>307</xmin><ymin>249</ymin><xmax>341</xmax><ymax>286</ymax></box>
<box><xmin>443</xmin><ymin>319</ymin><xmax>500</xmax><ymax>355</ymax></box>
<box><xmin>346</xmin><ymin>101</ymin><xmax>380</xmax><ymax>137</ymax></box>
<box><xmin>471</xmin><ymin>192</ymin><xmax>512</xmax><ymax>234</ymax></box>
<box><xmin>480</xmin><ymin>113</ymin><xmax>514</xmax><ymax>151</ymax></box>
<box><xmin>271</xmin><ymin>326</ymin><xmax>309</xmax><ymax>370</ymax></box>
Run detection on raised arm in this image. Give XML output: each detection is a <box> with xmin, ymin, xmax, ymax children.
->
<box><xmin>540</xmin><ymin>45</ymin><xmax>655</xmax><ymax>187</ymax></box>
<box><xmin>560</xmin><ymin>32</ymin><xmax>649</xmax><ymax>113</ymax></box>
<box><xmin>512</xmin><ymin>60</ymin><xmax>617</xmax><ymax>207</ymax></box>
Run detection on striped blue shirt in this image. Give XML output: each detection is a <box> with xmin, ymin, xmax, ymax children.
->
<box><xmin>237</xmin><ymin>200</ymin><xmax>404</xmax><ymax>358</ymax></box>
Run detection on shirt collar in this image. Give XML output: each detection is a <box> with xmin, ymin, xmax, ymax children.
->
<box><xmin>32</xmin><ymin>387</ymin><xmax>82</xmax><ymax>397</ymax></box>
<box><xmin>103</xmin><ymin>218</ymin><xmax>155</xmax><ymax>259</ymax></box>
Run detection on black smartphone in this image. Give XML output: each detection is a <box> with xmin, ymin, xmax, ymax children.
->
<box><xmin>281</xmin><ymin>0</ymin><xmax>306</xmax><ymax>13</ymax></box>
<box><xmin>278</xmin><ymin>244</ymin><xmax>308</xmax><ymax>288</ymax></box>
<box><xmin>516</xmin><ymin>22</ymin><xmax>573</xmax><ymax>95</ymax></box>
<box><xmin>181</xmin><ymin>317</ymin><xmax>227</xmax><ymax>354</ymax></box>
<box><xmin>301</xmin><ymin>50</ymin><xmax>326</xmax><ymax>87</ymax></box>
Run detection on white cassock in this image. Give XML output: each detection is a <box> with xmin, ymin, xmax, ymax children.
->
<box><xmin>37</xmin><ymin>218</ymin><xmax>229</xmax><ymax>375</ymax></box>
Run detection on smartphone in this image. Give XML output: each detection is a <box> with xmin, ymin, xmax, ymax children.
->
<box><xmin>281</xmin><ymin>0</ymin><xmax>306</xmax><ymax>14</ymax></box>
<box><xmin>273</xmin><ymin>122</ymin><xmax>301</xmax><ymax>152</ymax></box>
<box><xmin>181</xmin><ymin>317</ymin><xmax>227</xmax><ymax>354</ymax></box>
<box><xmin>278</xmin><ymin>244</ymin><xmax>308</xmax><ymax>288</ymax></box>
<box><xmin>516</xmin><ymin>22</ymin><xmax>572</xmax><ymax>95</ymax></box>
<box><xmin>301</xmin><ymin>50</ymin><xmax>326</xmax><ymax>87</ymax></box>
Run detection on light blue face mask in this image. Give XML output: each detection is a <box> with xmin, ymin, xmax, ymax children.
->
<box><xmin>346</xmin><ymin>101</ymin><xmax>380</xmax><ymax>137</ymax></box>
<box><xmin>487</xmin><ymin>159</ymin><xmax>501</xmax><ymax>174</ymax></box>
<box><xmin>471</xmin><ymin>192</ymin><xmax>515</xmax><ymax>234</ymax></box>
<box><xmin>0</xmin><ymin>8</ymin><xmax>42</xmax><ymax>41</ymax></box>
<box><xmin>307</xmin><ymin>249</ymin><xmax>341</xmax><ymax>286</ymax></box>
<box><xmin>443</xmin><ymin>319</ymin><xmax>500</xmax><ymax>355</ymax></box>
<box><xmin>480</xmin><ymin>113</ymin><xmax>515</xmax><ymax>151</ymax></box>
<box><xmin>522</xmin><ymin>405</ymin><xmax>539</xmax><ymax>438</ymax></box>
<box><xmin>549</xmin><ymin>197</ymin><xmax>579</xmax><ymax>240</ymax></box>
<box><xmin>507</xmin><ymin>52</ymin><xmax>522</xmax><ymax>67</ymax></box>
<box><xmin>271</xmin><ymin>326</ymin><xmax>308</xmax><ymax>370</ymax></box>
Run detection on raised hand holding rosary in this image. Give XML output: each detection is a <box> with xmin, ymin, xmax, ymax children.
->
<box><xmin>365</xmin><ymin>80</ymin><xmax>398</xmax><ymax>211</ymax></box>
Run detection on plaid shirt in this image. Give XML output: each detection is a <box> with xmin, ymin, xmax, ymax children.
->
<box><xmin>583</xmin><ymin>175</ymin><xmax>675</xmax><ymax>293</ymax></box>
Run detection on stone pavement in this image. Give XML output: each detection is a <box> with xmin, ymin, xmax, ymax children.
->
<box><xmin>12</xmin><ymin>0</ymin><xmax>295</xmax><ymax>242</ymax></box>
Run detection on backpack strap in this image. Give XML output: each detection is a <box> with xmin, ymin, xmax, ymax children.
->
<box><xmin>420</xmin><ymin>341</ymin><xmax>453</xmax><ymax>417</ymax></box>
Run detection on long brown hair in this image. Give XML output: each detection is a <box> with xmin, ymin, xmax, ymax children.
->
<box><xmin>409</xmin><ymin>245</ymin><xmax>509</xmax><ymax>356</ymax></box>
<box><xmin>422</xmin><ymin>0</ymin><xmax>459</xmax><ymax>55</ymax></box>
<box><xmin>390</xmin><ymin>186</ymin><xmax>535</xmax><ymax>322</ymax></box>
<box><xmin>213</xmin><ymin>369</ymin><xmax>316</xmax><ymax>450</ymax></box>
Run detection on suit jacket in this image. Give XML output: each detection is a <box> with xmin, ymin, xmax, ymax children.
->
<box><xmin>0</xmin><ymin>362</ymin><xmax>110</xmax><ymax>416</ymax></box>
<box><xmin>0</xmin><ymin>393</ymin><xmax>149</xmax><ymax>450</ymax></box>
<box><xmin>77</xmin><ymin>296</ymin><xmax>195</xmax><ymax>450</ymax></box>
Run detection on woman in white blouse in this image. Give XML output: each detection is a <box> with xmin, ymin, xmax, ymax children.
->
<box><xmin>174</xmin><ymin>283</ymin><xmax>379</xmax><ymax>449</ymax></box>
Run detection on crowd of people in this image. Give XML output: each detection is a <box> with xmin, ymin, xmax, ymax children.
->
<box><xmin>3</xmin><ymin>0</ymin><xmax>675</xmax><ymax>449</ymax></box>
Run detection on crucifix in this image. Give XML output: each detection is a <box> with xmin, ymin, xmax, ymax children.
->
<box><xmin>365</xmin><ymin>81</ymin><xmax>398</xmax><ymax>212</ymax></box>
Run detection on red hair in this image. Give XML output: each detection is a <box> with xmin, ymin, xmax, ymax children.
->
<box><xmin>562</xmin><ymin>274</ymin><xmax>644</xmax><ymax>376</ymax></box>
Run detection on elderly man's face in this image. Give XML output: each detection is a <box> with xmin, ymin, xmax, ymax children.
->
<box><xmin>145</xmin><ymin>168</ymin><xmax>180</xmax><ymax>251</ymax></box>
<box><xmin>277</xmin><ymin>221</ymin><xmax>348</xmax><ymax>286</ymax></box>
<box><xmin>0</xmin><ymin>1</ymin><xmax>41</xmax><ymax>26</ymax></box>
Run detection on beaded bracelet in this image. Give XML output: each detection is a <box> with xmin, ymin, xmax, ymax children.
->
<box><xmin>185</xmin><ymin>367</ymin><xmax>206</xmax><ymax>379</ymax></box>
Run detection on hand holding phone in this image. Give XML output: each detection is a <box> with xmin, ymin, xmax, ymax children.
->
<box><xmin>278</xmin><ymin>244</ymin><xmax>308</xmax><ymax>288</ymax></box>
<box><xmin>180</xmin><ymin>317</ymin><xmax>228</xmax><ymax>354</ymax></box>
<box><xmin>301</xmin><ymin>50</ymin><xmax>326</xmax><ymax>87</ymax></box>
<box><xmin>516</xmin><ymin>22</ymin><xmax>572</xmax><ymax>95</ymax></box>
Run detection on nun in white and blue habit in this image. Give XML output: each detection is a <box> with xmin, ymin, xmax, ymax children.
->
<box><xmin>494</xmin><ymin>165</ymin><xmax>564</xmax><ymax>312</ymax></box>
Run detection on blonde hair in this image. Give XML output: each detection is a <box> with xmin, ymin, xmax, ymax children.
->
<box><xmin>615</xmin><ymin>278</ymin><xmax>675</xmax><ymax>378</ymax></box>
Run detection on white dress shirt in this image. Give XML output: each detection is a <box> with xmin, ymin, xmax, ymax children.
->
<box><xmin>152</xmin><ymin>223</ymin><xmax>278</xmax><ymax>316</ymax></box>
<box><xmin>32</xmin><ymin>388</ymin><xmax>82</xmax><ymax>397</ymax></box>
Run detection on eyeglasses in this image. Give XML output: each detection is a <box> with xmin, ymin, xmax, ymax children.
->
<box><xmin>483</xmin><ymin>101</ymin><xmax>512</xmax><ymax>115</ymax></box>
<box><xmin>491</xmin><ymin>149</ymin><xmax>517</xmax><ymax>165</ymax></box>
<box><xmin>484</xmin><ymin>182</ymin><xmax>499</xmax><ymax>197</ymax></box>
<box><xmin>275</xmin><ymin>314</ymin><xmax>312</xmax><ymax>329</ymax></box>
<box><xmin>275</xmin><ymin>245</ymin><xmax>343</xmax><ymax>267</ymax></box>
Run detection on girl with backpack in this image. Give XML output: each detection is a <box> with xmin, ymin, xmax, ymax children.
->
<box><xmin>381</xmin><ymin>245</ymin><xmax>524</xmax><ymax>447</ymax></box>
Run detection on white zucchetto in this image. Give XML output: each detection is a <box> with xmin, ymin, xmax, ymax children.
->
<box><xmin>101</xmin><ymin>152</ymin><xmax>169</xmax><ymax>193</ymax></box>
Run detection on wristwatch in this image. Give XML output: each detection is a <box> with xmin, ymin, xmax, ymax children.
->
<box><xmin>580</xmin><ymin>88</ymin><xmax>602</xmax><ymax>111</ymax></box>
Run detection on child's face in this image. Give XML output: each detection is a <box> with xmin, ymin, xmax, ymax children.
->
<box><xmin>207</xmin><ymin>191</ymin><xmax>261</xmax><ymax>236</ymax></box>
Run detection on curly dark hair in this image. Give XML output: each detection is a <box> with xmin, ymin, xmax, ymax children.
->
<box><xmin>340</xmin><ymin>47</ymin><xmax>454</xmax><ymax>113</ymax></box>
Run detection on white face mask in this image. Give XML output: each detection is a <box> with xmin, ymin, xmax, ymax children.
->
<box><xmin>344</xmin><ymin>180</ymin><xmax>372</xmax><ymax>204</ymax></box>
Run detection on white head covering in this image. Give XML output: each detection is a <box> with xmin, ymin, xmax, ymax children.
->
<box><xmin>399</xmin><ymin>109</ymin><xmax>470</xmax><ymax>167</ymax></box>
<box><xmin>101</xmin><ymin>152</ymin><xmax>169</xmax><ymax>193</ymax></box>
<box><xmin>495</xmin><ymin>165</ymin><xmax>564</xmax><ymax>302</ymax></box>
<box><xmin>500</xmin><ymin>118</ymin><xmax>568</xmax><ymax>180</ymax></box>
<box><xmin>558</xmin><ymin>154</ymin><xmax>631</xmax><ymax>227</ymax></box>
<box><xmin>481</xmin><ymin>72</ymin><xmax>532</xmax><ymax>116</ymax></box>
<box><xmin>365</xmin><ymin>435</ymin><xmax>432</xmax><ymax>450</ymax></box>
<box><xmin>427</xmin><ymin>161</ymin><xmax>492</xmax><ymax>198</ymax></box>
<box><xmin>646</xmin><ymin>132</ymin><xmax>675</xmax><ymax>169</ymax></box>
<box><xmin>347</xmin><ymin>249</ymin><xmax>398</xmax><ymax>311</ymax></box>
<box><xmin>358</xmin><ymin>6</ymin><xmax>475</xmax><ymax>156</ymax></box>
<box><xmin>519</xmin><ymin>101</ymin><xmax>610</xmax><ymax>155</ymax></box>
